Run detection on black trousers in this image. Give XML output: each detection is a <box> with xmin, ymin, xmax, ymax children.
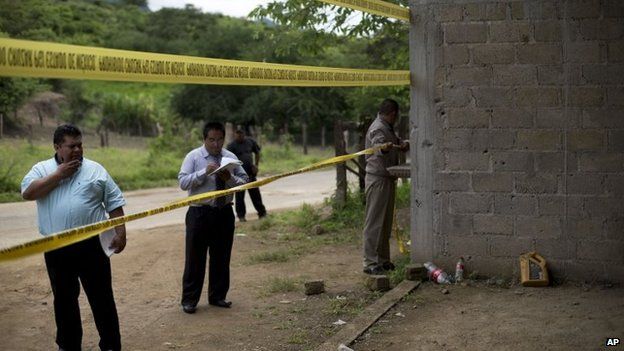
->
<box><xmin>44</xmin><ymin>236</ymin><xmax>121</xmax><ymax>351</ymax></box>
<box><xmin>234</xmin><ymin>175</ymin><xmax>266</xmax><ymax>219</ymax></box>
<box><xmin>182</xmin><ymin>205</ymin><xmax>235</xmax><ymax>306</ymax></box>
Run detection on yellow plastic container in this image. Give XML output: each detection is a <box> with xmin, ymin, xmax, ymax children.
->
<box><xmin>519</xmin><ymin>252</ymin><xmax>549</xmax><ymax>287</ymax></box>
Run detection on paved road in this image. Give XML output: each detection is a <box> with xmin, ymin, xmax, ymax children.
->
<box><xmin>0</xmin><ymin>169</ymin><xmax>355</xmax><ymax>248</ymax></box>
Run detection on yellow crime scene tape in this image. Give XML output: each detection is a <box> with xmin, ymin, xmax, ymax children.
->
<box><xmin>0</xmin><ymin>147</ymin><xmax>385</xmax><ymax>262</ymax></box>
<box><xmin>0</xmin><ymin>38</ymin><xmax>409</xmax><ymax>87</ymax></box>
<box><xmin>318</xmin><ymin>0</ymin><xmax>410</xmax><ymax>22</ymax></box>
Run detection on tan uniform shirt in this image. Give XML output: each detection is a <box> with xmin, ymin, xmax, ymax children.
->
<box><xmin>365</xmin><ymin>115</ymin><xmax>400</xmax><ymax>178</ymax></box>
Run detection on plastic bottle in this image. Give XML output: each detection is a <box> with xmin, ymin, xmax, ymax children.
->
<box><xmin>455</xmin><ymin>257</ymin><xmax>465</xmax><ymax>283</ymax></box>
<box><xmin>423</xmin><ymin>262</ymin><xmax>451</xmax><ymax>284</ymax></box>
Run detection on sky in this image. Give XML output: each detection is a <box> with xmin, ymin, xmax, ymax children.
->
<box><xmin>148</xmin><ymin>0</ymin><xmax>276</xmax><ymax>18</ymax></box>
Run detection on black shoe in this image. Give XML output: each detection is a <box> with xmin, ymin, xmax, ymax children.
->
<box><xmin>363</xmin><ymin>265</ymin><xmax>385</xmax><ymax>275</ymax></box>
<box><xmin>258</xmin><ymin>213</ymin><xmax>267</xmax><ymax>219</ymax></box>
<box><xmin>182</xmin><ymin>304</ymin><xmax>197</xmax><ymax>314</ymax></box>
<box><xmin>209</xmin><ymin>300</ymin><xmax>232</xmax><ymax>308</ymax></box>
<box><xmin>381</xmin><ymin>262</ymin><xmax>396</xmax><ymax>271</ymax></box>
<box><xmin>239</xmin><ymin>217</ymin><xmax>247</xmax><ymax>222</ymax></box>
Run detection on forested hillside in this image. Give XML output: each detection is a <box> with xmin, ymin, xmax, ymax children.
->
<box><xmin>0</xmin><ymin>0</ymin><xmax>408</xmax><ymax>141</ymax></box>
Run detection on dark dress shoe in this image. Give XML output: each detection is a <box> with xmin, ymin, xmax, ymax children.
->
<box><xmin>381</xmin><ymin>262</ymin><xmax>396</xmax><ymax>271</ymax></box>
<box><xmin>363</xmin><ymin>265</ymin><xmax>385</xmax><ymax>275</ymax></box>
<box><xmin>209</xmin><ymin>300</ymin><xmax>232</xmax><ymax>308</ymax></box>
<box><xmin>182</xmin><ymin>304</ymin><xmax>197</xmax><ymax>314</ymax></box>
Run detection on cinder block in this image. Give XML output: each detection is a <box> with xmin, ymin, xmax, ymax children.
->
<box><xmin>449</xmin><ymin>193</ymin><xmax>493</xmax><ymax>214</ymax></box>
<box><xmin>473</xmin><ymin>44</ymin><xmax>516</xmax><ymax>64</ymax></box>
<box><xmin>583</xmin><ymin>109</ymin><xmax>624</xmax><ymax>128</ymax></box>
<box><xmin>440</xmin><ymin>213</ymin><xmax>473</xmax><ymax>236</ymax></box>
<box><xmin>444</xmin><ymin>23</ymin><xmax>488</xmax><ymax>44</ymax></box>
<box><xmin>435</xmin><ymin>4</ymin><xmax>463</xmax><ymax>21</ymax></box>
<box><xmin>568</xmin><ymin>0</ymin><xmax>601</xmax><ymax>19</ymax></box>
<box><xmin>565</xmin><ymin>196</ymin><xmax>586</xmax><ymax>217</ymax></box>
<box><xmin>442</xmin><ymin>129</ymin><xmax>489</xmax><ymax>151</ymax></box>
<box><xmin>578</xmin><ymin>241</ymin><xmax>624</xmax><ymax>263</ymax></box>
<box><xmin>605</xmin><ymin>216</ymin><xmax>624</xmax><ymax>240</ymax></box>
<box><xmin>584</xmin><ymin>198</ymin><xmax>624</xmax><ymax>218</ymax></box>
<box><xmin>364</xmin><ymin>275</ymin><xmax>390</xmax><ymax>291</ymax></box>
<box><xmin>607</xmin><ymin>130</ymin><xmax>624</xmax><ymax>152</ymax></box>
<box><xmin>488</xmin><ymin>130</ymin><xmax>517</xmax><ymax>150</ymax></box>
<box><xmin>511</xmin><ymin>2</ymin><xmax>525</xmax><ymax>19</ymax></box>
<box><xmin>567</xmin><ymin>130</ymin><xmax>605</xmax><ymax>151</ymax></box>
<box><xmin>447</xmin><ymin>108</ymin><xmax>490</xmax><ymax>128</ymax></box>
<box><xmin>606</xmin><ymin>88</ymin><xmax>624</xmax><ymax>106</ymax></box>
<box><xmin>404</xmin><ymin>264</ymin><xmax>428</xmax><ymax>281</ymax></box>
<box><xmin>604</xmin><ymin>174</ymin><xmax>624</xmax><ymax>196</ymax></box>
<box><xmin>535</xmin><ymin>152</ymin><xmax>565</xmax><ymax>173</ymax></box>
<box><xmin>515</xmin><ymin>174</ymin><xmax>559</xmax><ymax>194</ymax></box>
<box><xmin>566</xmin><ymin>217</ymin><xmax>604</xmax><ymax>239</ymax></box>
<box><xmin>569</xmin><ymin>88</ymin><xmax>605</xmax><ymax>108</ymax></box>
<box><xmin>517</xmin><ymin>130</ymin><xmax>562</xmax><ymax>151</ymax></box>
<box><xmin>534</xmin><ymin>239</ymin><xmax>576</xmax><ymax>260</ymax></box>
<box><xmin>608</xmin><ymin>41</ymin><xmax>624</xmax><ymax>62</ymax></box>
<box><xmin>567</xmin><ymin>42</ymin><xmax>603</xmax><ymax>63</ymax></box>
<box><xmin>434</xmin><ymin>172</ymin><xmax>470</xmax><ymax>191</ymax></box>
<box><xmin>536</xmin><ymin>65</ymin><xmax>579</xmax><ymax>85</ymax></box>
<box><xmin>463</xmin><ymin>3</ymin><xmax>486</xmax><ymax>21</ymax></box>
<box><xmin>518</xmin><ymin>44</ymin><xmax>562</xmax><ymax>64</ymax></box>
<box><xmin>473</xmin><ymin>87</ymin><xmax>513</xmax><ymax>108</ymax></box>
<box><xmin>492</xmin><ymin>151</ymin><xmax>533</xmax><ymax>172</ymax></box>
<box><xmin>582</xmin><ymin>64</ymin><xmax>624</xmax><ymax>84</ymax></box>
<box><xmin>604</xmin><ymin>0</ymin><xmax>624</xmax><ymax>18</ymax></box>
<box><xmin>472</xmin><ymin>172</ymin><xmax>513</xmax><ymax>192</ymax></box>
<box><xmin>490</xmin><ymin>237</ymin><xmax>534</xmax><ymax>257</ymax></box>
<box><xmin>580</xmin><ymin>19</ymin><xmax>624</xmax><ymax>41</ymax></box>
<box><xmin>536</xmin><ymin>108</ymin><xmax>582</xmax><ymax>129</ymax></box>
<box><xmin>493</xmin><ymin>65</ymin><xmax>537</xmax><ymax>85</ymax></box>
<box><xmin>534</xmin><ymin>21</ymin><xmax>562</xmax><ymax>42</ymax></box>
<box><xmin>444</xmin><ymin>45</ymin><xmax>470</xmax><ymax>65</ymax></box>
<box><xmin>473</xmin><ymin>214</ymin><xmax>514</xmax><ymax>235</ymax></box>
<box><xmin>447</xmin><ymin>151</ymin><xmax>490</xmax><ymax>171</ymax></box>
<box><xmin>489</xmin><ymin>22</ymin><xmax>531</xmax><ymax>43</ymax></box>
<box><xmin>538</xmin><ymin>195</ymin><xmax>565</xmax><ymax>215</ymax></box>
<box><xmin>449</xmin><ymin>67</ymin><xmax>492</xmax><ymax>86</ymax></box>
<box><xmin>494</xmin><ymin>194</ymin><xmax>537</xmax><ymax>216</ymax></box>
<box><xmin>567</xmin><ymin>173</ymin><xmax>604</xmax><ymax>195</ymax></box>
<box><xmin>485</xmin><ymin>3</ymin><xmax>507</xmax><ymax>20</ymax></box>
<box><xmin>513</xmin><ymin>87</ymin><xmax>562</xmax><ymax>107</ymax></box>
<box><xmin>491</xmin><ymin>108</ymin><xmax>533</xmax><ymax>128</ymax></box>
<box><xmin>304</xmin><ymin>280</ymin><xmax>325</xmax><ymax>295</ymax></box>
<box><xmin>447</xmin><ymin>236</ymin><xmax>489</xmax><ymax>256</ymax></box>
<box><xmin>443</xmin><ymin>86</ymin><xmax>472</xmax><ymax>107</ymax></box>
<box><xmin>516</xmin><ymin>216</ymin><xmax>562</xmax><ymax>238</ymax></box>
<box><xmin>579</xmin><ymin>153</ymin><xmax>624</xmax><ymax>172</ymax></box>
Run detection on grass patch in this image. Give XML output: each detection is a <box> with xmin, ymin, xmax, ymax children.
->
<box><xmin>262</xmin><ymin>276</ymin><xmax>300</xmax><ymax>295</ymax></box>
<box><xmin>325</xmin><ymin>295</ymin><xmax>371</xmax><ymax>316</ymax></box>
<box><xmin>286</xmin><ymin>329</ymin><xmax>308</xmax><ymax>345</ymax></box>
<box><xmin>247</xmin><ymin>250</ymin><xmax>292</xmax><ymax>264</ymax></box>
<box><xmin>388</xmin><ymin>254</ymin><xmax>412</xmax><ymax>286</ymax></box>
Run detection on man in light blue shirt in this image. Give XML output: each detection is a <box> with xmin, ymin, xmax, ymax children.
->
<box><xmin>21</xmin><ymin>124</ymin><xmax>127</xmax><ymax>351</ymax></box>
<box><xmin>178</xmin><ymin>121</ymin><xmax>248</xmax><ymax>314</ymax></box>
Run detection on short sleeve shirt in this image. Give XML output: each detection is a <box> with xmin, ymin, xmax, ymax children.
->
<box><xmin>21</xmin><ymin>157</ymin><xmax>126</xmax><ymax>236</ymax></box>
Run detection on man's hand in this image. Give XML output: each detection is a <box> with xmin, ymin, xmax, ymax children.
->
<box><xmin>399</xmin><ymin>140</ymin><xmax>410</xmax><ymax>152</ymax></box>
<box><xmin>56</xmin><ymin>159</ymin><xmax>81</xmax><ymax>179</ymax></box>
<box><xmin>206</xmin><ymin>163</ymin><xmax>219</xmax><ymax>175</ymax></box>
<box><xmin>217</xmin><ymin>170</ymin><xmax>231</xmax><ymax>181</ymax></box>
<box><xmin>109</xmin><ymin>232</ymin><xmax>127</xmax><ymax>254</ymax></box>
<box><xmin>380</xmin><ymin>142</ymin><xmax>394</xmax><ymax>152</ymax></box>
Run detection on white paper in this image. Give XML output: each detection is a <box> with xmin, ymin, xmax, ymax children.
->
<box><xmin>99</xmin><ymin>229</ymin><xmax>116</xmax><ymax>257</ymax></box>
<box><xmin>208</xmin><ymin>157</ymin><xmax>243</xmax><ymax>176</ymax></box>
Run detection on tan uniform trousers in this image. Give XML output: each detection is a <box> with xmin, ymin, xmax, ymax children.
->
<box><xmin>362</xmin><ymin>174</ymin><xmax>396</xmax><ymax>268</ymax></box>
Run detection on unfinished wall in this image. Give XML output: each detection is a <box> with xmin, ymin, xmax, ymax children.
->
<box><xmin>409</xmin><ymin>0</ymin><xmax>624</xmax><ymax>283</ymax></box>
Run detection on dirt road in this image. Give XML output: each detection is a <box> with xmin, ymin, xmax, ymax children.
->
<box><xmin>0</xmin><ymin>169</ymin><xmax>352</xmax><ymax>248</ymax></box>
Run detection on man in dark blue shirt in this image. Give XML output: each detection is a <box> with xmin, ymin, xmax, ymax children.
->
<box><xmin>226</xmin><ymin>129</ymin><xmax>267</xmax><ymax>222</ymax></box>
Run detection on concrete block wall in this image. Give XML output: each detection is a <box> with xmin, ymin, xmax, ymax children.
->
<box><xmin>410</xmin><ymin>0</ymin><xmax>624</xmax><ymax>283</ymax></box>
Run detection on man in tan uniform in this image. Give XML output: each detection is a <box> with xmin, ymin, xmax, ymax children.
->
<box><xmin>362</xmin><ymin>99</ymin><xmax>409</xmax><ymax>275</ymax></box>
